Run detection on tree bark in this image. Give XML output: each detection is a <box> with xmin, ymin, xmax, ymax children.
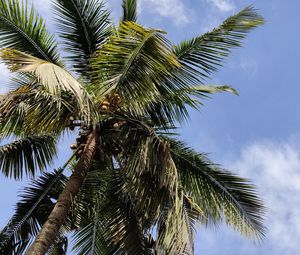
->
<box><xmin>25</xmin><ymin>130</ymin><xmax>98</xmax><ymax>255</ymax></box>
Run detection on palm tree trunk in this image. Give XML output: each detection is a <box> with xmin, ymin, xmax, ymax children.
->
<box><xmin>25</xmin><ymin>130</ymin><xmax>98</xmax><ymax>255</ymax></box>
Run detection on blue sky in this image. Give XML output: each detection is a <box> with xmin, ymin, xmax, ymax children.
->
<box><xmin>1</xmin><ymin>0</ymin><xmax>300</xmax><ymax>254</ymax></box>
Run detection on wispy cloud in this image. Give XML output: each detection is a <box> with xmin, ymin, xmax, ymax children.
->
<box><xmin>207</xmin><ymin>0</ymin><xmax>235</xmax><ymax>12</ymax></box>
<box><xmin>140</xmin><ymin>0</ymin><xmax>192</xmax><ymax>26</ymax></box>
<box><xmin>31</xmin><ymin>0</ymin><xmax>191</xmax><ymax>27</ymax></box>
<box><xmin>196</xmin><ymin>139</ymin><xmax>300</xmax><ymax>254</ymax></box>
<box><xmin>231</xmin><ymin>140</ymin><xmax>300</xmax><ymax>254</ymax></box>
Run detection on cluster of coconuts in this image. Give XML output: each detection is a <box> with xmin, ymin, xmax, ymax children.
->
<box><xmin>100</xmin><ymin>93</ymin><xmax>121</xmax><ymax>112</ymax></box>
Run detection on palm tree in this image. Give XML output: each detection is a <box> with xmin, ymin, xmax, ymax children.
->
<box><xmin>0</xmin><ymin>0</ymin><xmax>265</xmax><ymax>254</ymax></box>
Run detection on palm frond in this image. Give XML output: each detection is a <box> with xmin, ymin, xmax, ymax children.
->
<box><xmin>72</xmin><ymin>158</ymin><xmax>147</xmax><ymax>255</ymax></box>
<box><xmin>23</xmin><ymin>90</ymin><xmax>77</xmax><ymax>133</ymax></box>
<box><xmin>115</xmin><ymin>118</ymin><xmax>194</xmax><ymax>254</ymax></box>
<box><xmin>0</xmin><ymin>170</ymin><xmax>68</xmax><ymax>254</ymax></box>
<box><xmin>101</xmin><ymin>172</ymin><xmax>146</xmax><ymax>255</ymax></box>
<box><xmin>0</xmin><ymin>85</ymin><xmax>30</xmax><ymax>137</ymax></box>
<box><xmin>69</xmin><ymin>155</ymin><xmax>113</xmax><ymax>231</ymax></box>
<box><xmin>156</xmin><ymin>193</ymin><xmax>195</xmax><ymax>255</ymax></box>
<box><xmin>72</xmin><ymin>221</ymin><xmax>109</xmax><ymax>255</ymax></box>
<box><xmin>173</xmin><ymin>6</ymin><xmax>264</xmax><ymax>81</ymax></box>
<box><xmin>72</xmin><ymin>188</ymin><xmax>110</xmax><ymax>255</ymax></box>
<box><xmin>1</xmin><ymin>49</ymin><xmax>82</xmax><ymax>97</ymax></box>
<box><xmin>0</xmin><ymin>49</ymin><xmax>95</xmax><ymax>122</ymax></box>
<box><xmin>122</xmin><ymin>0</ymin><xmax>138</xmax><ymax>22</ymax></box>
<box><xmin>167</xmin><ymin>138</ymin><xmax>266</xmax><ymax>238</ymax></box>
<box><xmin>54</xmin><ymin>0</ymin><xmax>111</xmax><ymax>73</ymax></box>
<box><xmin>137</xmin><ymin>84</ymin><xmax>238</xmax><ymax>127</ymax></box>
<box><xmin>0</xmin><ymin>0</ymin><xmax>61</xmax><ymax>64</ymax></box>
<box><xmin>90</xmin><ymin>22</ymin><xmax>180</xmax><ymax>113</ymax></box>
<box><xmin>0</xmin><ymin>134</ymin><xmax>57</xmax><ymax>179</ymax></box>
<box><xmin>0</xmin><ymin>85</ymin><xmax>78</xmax><ymax>136</ymax></box>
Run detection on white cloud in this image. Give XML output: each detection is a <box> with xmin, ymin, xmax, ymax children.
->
<box><xmin>207</xmin><ymin>0</ymin><xmax>235</xmax><ymax>12</ymax></box>
<box><xmin>140</xmin><ymin>0</ymin><xmax>191</xmax><ymax>26</ymax></box>
<box><xmin>230</xmin><ymin>140</ymin><xmax>300</xmax><ymax>254</ymax></box>
<box><xmin>30</xmin><ymin>0</ymin><xmax>192</xmax><ymax>27</ymax></box>
<box><xmin>196</xmin><ymin>139</ymin><xmax>300</xmax><ymax>254</ymax></box>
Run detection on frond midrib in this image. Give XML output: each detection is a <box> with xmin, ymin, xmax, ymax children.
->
<box><xmin>0</xmin><ymin>15</ymin><xmax>52</xmax><ymax>62</ymax></box>
<box><xmin>117</xmin><ymin>27</ymin><xmax>156</xmax><ymax>87</ymax></box>
<box><xmin>69</xmin><ymin>0</ymin><xmax>92</xmax><ymax>53</ymax></box>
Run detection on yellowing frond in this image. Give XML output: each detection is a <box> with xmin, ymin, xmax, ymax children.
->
<box><xmin>0</xmin><ymin>49</ymin><xmax>94</xmax><ymax>123</ymax></box>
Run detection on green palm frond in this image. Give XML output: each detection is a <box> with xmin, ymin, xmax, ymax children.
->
<box><xmin>0</xmin><ymin>134</ymin><xmax>57</xmax><ymax>179</ymax></box>
<box><xmin>139</xmin><ymin>84</ymin><xmax>238</xmax><ymax>127</ymax></box>
<box><xmin>71</xmin><ymin>156</ymin><xmax>114</xmax><ymax>255</ymax></box>
<box><xmin>122</xmin><ymin>0</ymin><xmax>138</xmax><ymax>22</ymax></box>
<box><xmin>54</xmin><ymin>0</ymin><xmax>111</xmax><ymax>73</ymax></box>
<box><xmin>0</xmin><ymin>170</ymin><xmax>68</xmax><ymax>254</ymax></box>
<box><xmin>174</xmin><ymin>6</ymin><xmax>264</xmax><ymax>80</ymax></box>
<box><xmin>0</xmin><ymin>49</ymin><xmax>95</xmax><ymax>122</ymax></box>
<box><xmin>69</xmin><ymin>156</ymin><xmax>113</xmax><ymax>230</ymax></box>
<box><xmin>72</xmin><ymin>221</ymin><xmax>109</xmax><ymax>255</ymax></box>
<box><xmin>0</xmin><ymin>0</ymin><xmax>61</xmax><ymax>64</ymax></box>
<box><xmin>156</xmin><ymin>194</ymin><xmax>194</xmax><ymax>255</ymax></box>
<box><xmin>0</xmin><ymin>85</ymin><xmax>77</xmax><ymax>136</ymax></box>
<box><xmin>102</xmin><ymin>172</ymin><xmax>146</xmax><ymax>255</ymax></box>
<box><xmin>23</xmin><ymin>90</ymin><xmax>77</xmax><ymax>133</ymax></box>
<box><xmin>157</xmin><ymin>192</ymin><xmax>206</xmax><ymax>255</ymax></box>
<box><xmin>90</xmin><ymin>22</ymin><xmax>180</xmax><ymax>111</ymax></box>
<box><xmin>72</xmin><ymin>180</ymin><xmax>111</xmax><ymax>255</ymax></box>
<box><xmin>72</xmin><ymin>158</ymin><xmax>147</xmax><ymax>255</ymax></box>
<box><xmin>168</xmin><ymin>138</ymin><xmax>266</xmax><ymax>238</ymax></box>
<box><xmin>0</xmin><ymin>86</ymin><xmax>29</xmax><ymax>137</ymax></box>
<box><xmin>115</xmin><ymin>119</ymin><xmax>195</xmax><ymax>253</ymax></box>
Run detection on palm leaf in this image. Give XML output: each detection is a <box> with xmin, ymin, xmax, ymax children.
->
<box><xmin>72</xmin><ymin>216</ymin><xmax>109</xmax><ymax>255</ymax></box>
<box><xmin>24</xmin><ymin>90</ymin><xmax>77</xmax><ymax>133</ymax></box>
<box><xmin>122</xmin><ymin>0</ymin><xmax>138</xmax><ymax>22</ymax></box>
<box><xmin>54</xmin><ymin>0</ymin><xmax>111</xmax><ymax>73</ymax></box>
<box><xmin>0</xmin><ymin>134</ymin><xmax>57</xmax><ymax>179</ymax></box>
<box><xmin>0</xmin><ymin>170</ymin><xmax>68</xmax><ymax>254</ymax></box>
<box><xmin>90</xmin><ymin>22</ymin><xmax>180</xmax><ymax>113</ymax></box>
<box><xmin>0</xmin><ymin>49</ymin><xmax>95</xmax><ymax>122</ymax></box>
<box><xmin>116</xmin><ymin>118</ymin><xmax>193</xmax><ymax>254</ymax></box>
<box><xmin>174</xmin><ymin>6</ymin><xmax>264</xmax><ymax>80</ymax></box>
<box><xmin>138</xmin><ymin>84</ymin><xmax>238</xmax><ymax>127</ymax></box>
<box><xmin>101</xmin><ymin>172</ymin><xmax>146</xmax><ymax>255</ymax></box>
<box><xmin>0</xmin><ymin>0</ymin><xmax>61</xmax><ymax>64</ymax></box>
<box><xmin>168</xmin><ymin>138</ymin><xmax>266</xmax><ymax>238</ymax></box>
<box><xmin>0</xmin><ymin>85</ymin><xmax>30</xmax><ymax>137</ymax></box>
<box><xmin>0</xmin><ymin>85</ymin><xmax>77</xmax><ymax>136</ymax></box>
<box><xmin>72</xmin><ymin>157</ymin><xmax>146</xmax><ymax>255</ymax></box>
<box><xmin>156</xmin><ymin>194</ymin><xmax>193</xmax><ymax>255</ymax></box>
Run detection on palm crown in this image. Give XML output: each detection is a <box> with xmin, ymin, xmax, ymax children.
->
<box><xmin>0</xmin><ymin>0</ymin><xmax>265</xmax><ymax>254</ymax></box>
